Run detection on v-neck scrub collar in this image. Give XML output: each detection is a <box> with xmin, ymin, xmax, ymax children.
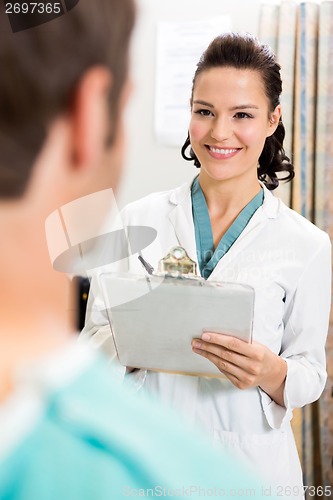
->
<box><xmin>191</xmin><ymin>177</ymin><xmax>264</xmax><ymax>279</ymax></box>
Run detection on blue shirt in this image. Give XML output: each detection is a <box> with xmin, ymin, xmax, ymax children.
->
<box><xmin>191</xmin><ymin>177</ymin><xmax>264</xmax><ymax>279</ymax></box>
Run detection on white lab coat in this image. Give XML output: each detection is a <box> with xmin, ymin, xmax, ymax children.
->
<box><xmin>81</xmin><ymin>179</ymin><xmax>331</xmax><ymax>496</ymax></box>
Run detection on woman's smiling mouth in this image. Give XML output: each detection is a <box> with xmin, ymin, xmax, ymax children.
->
<box><xmin>206</xmin><ymin>145</ymin><xmax>241</xmax><ymax>160</ymax></box>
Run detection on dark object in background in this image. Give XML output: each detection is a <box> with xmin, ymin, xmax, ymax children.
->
<box><xmin>72</xmin><ymin>276</ymin><xmax>91</xmax><ymax>332</ymax></box>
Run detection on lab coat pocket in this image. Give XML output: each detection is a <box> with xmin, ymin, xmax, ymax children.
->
<box><xmin>213</xmin><ymin>428</ymin><xmax>291</xmax><ymax>489</ymax></box>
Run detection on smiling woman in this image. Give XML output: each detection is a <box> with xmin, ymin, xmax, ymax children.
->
<box><xmin>182</xmin><ymin>32</ymin><xmax>294</xmax><ymax>192</ymax></box>
<box><xmin>189</xmin><ymin>67</ymin><xmax>280</xmax><ymax>194</ymax></box>
<box><xmin>82</xmin><ymin>32</ymin><xmax>331</xmax><ymax>499</ymax></box>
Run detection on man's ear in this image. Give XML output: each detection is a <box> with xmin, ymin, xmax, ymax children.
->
<box><xmin>266</xmin><ymin>105</ymin><xmax>282</xmax><ymax>137</ymax></box>
<box><xmin>71</xmin><ymin>66</ymin><xmax>113</xmax><ymax>171</ymax></box>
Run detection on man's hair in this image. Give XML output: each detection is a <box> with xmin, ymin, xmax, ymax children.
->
<box><xmin>0</xmin><ymin>0</ymin><xmax>135</xmax><ymax>198</ymax></box>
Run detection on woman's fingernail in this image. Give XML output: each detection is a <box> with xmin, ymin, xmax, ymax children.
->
<box><xmin>202</xmin><ymin>333</ymin><xmax>211</xmax><ymax>341</ymax></box>
<box><xmin>192</xmin><ymin>341</ymin><xmax>201</xmax><ymax>349</ymax></box>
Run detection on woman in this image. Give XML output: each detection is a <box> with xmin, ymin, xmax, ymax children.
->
<box><xmin>82</xmin><ymin>33</ymin><xmax>331</xmax><ymax>496</ymax></box>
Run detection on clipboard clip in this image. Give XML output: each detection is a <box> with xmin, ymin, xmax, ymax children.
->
<box><xmin>157</xmin><ymin>246</ymin><xmax>198</xmax><ymax>278</ymax></box>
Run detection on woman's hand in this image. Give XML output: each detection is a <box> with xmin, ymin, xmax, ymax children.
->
<box><xmin>192</xmin><ymin>332</ymin><xmax>287</xmax><ymax>406</ymax></box>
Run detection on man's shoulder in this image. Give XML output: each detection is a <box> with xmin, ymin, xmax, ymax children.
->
<box><xmin>0</xmin><ymin>351</ymin><xmax>273</xmax><ymax>499</ymax></box>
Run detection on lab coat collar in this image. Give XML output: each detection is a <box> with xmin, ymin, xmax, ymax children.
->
<box><xmin>259</xmin><ymin>182</ymin><xmax>282</xmax><ymax>219</ymax></box>
<box><xmin>167</xmin><ymin>178</ymin><xmax>198</xmax><ymax>267</ymax></box>
<box><xmin>168</xmin><ymin>177</ymin><xmax>282</xmax><ymax>219</ymax></box>
<box><xmin>167</xmin><ymin>176</ymin><xmax>283</xmax><ymax>277</ymax></box>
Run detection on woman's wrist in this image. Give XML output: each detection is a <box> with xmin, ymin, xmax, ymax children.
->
<box><xmin>259</xmin><ymin>354</ymin><xmax>287</xmax><ymax>407</ymax></box>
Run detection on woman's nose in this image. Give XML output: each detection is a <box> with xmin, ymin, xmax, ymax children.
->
<box><xmin>210</xmin><ymin>117</ymin><xmax>233</xmax><ymax>141</ymax></box>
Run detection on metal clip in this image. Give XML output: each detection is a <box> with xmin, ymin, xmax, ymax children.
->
<box><xmin>158</xmin><ymin>246</ymin><xmax>197</xmax><ymax>277</ymax></box>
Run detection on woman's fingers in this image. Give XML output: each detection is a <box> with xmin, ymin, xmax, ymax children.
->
<box><xmin>201</xmin><ymin>332</ymin><xmax>254</xmax><ymax>356</ymax></box>
<box><xmin>191</xmin><ymin>346</ymin><xmax>255</xmax><ymax>389</ymax></box>
<box><xmin>191</xmin><ymin>333</ymin><xmax>268</xmax><ymax>387</ymax></box>
<box><xmin>192</xmin><ymin>339</ymin><xmax>247</xmax><ymax>370</ymax></box>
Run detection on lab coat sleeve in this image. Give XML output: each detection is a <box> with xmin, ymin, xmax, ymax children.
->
<box><xmin>80</xmin><ymin>204</ymin><xmax>134</xmax><ymax>350</ymax></box>
<box><xmin>79</xmin><ymin>267</ymin><xmax>127</xmax><ymax>381</ymax></box>
<box><xmin>259</xmin><ymin>233</ymin><xmax>332</xmax><ymax>430</ymax></box>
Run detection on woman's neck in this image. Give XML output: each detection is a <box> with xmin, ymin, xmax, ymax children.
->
<box><xmin>197</xmin><ymin>172</ymin><xmax>262</xmax><ymax>219</ymax></box>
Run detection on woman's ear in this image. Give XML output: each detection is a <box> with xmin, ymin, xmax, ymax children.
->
<box><xmin>71</xmin><ymin>66</ymin><xmax>113</xmax><ymax>172</ymax></box>
<box><xmin>267</xmin><ymin>105</ymin><xmax>282</xmax><ymax>137</ymax></box>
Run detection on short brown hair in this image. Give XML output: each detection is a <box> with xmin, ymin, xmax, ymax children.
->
<box><xmin>0</xmin><ymin>0</ymin><xmax>135</xmax><ymax>198</ymax></box>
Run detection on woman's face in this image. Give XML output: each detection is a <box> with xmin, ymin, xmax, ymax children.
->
<box><xmin>189</xmin><ymin>67</ymin><xmax>280</xmax><ymax>185</ymax></box>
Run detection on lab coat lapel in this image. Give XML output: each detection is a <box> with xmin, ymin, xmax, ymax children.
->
<box><xmin>167</xmin><ymin>181</ymin><xmax>199</xmax><ymax>269</ymax></box>
<box><xmin>166</xmin><ymin>181</ymin><xmax>281</xmax><ymax>280</ymax></box>
<box><xmin>207</xmin><ymin>207</ymin><xmax>269</xmax><ymax>280</ymax></box>
<box><xmin>208</xmin><ymin>186</ymin><xmax>281</xmax><ymax>280</ymax></box>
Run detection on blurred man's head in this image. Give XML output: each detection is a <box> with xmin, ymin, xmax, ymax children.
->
<box><xmin>0</xmin><ymin>0</ymin><xmax>136</xmax><ymax>387</ymax></box>
<box><xmin>0</xmin><ymin>0</ymin><xmax>135</xmax><ymax>201</ymax></box>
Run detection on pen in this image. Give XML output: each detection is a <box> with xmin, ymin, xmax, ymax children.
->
<box><xmin>138</xmin><ymin>255</ymin><xmax>154</xmax><ymax>275</ymax></box>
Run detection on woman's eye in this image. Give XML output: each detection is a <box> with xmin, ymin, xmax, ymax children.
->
<box><xmin>234</xmin><ymin>112</ymin><xmax>253</xmax><ymax>119</ymax></box>
<box><xmin>194</xmin><ymin>109</ymin><xmax>213</xmax><ymax>117</ymax></box>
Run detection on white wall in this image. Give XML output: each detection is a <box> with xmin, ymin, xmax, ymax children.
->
<box><xmin>118</xmin><ymin>0</ymin><xmax>280</xmax><ymax>207</ymax></box>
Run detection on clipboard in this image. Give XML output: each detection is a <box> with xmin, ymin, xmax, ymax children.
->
<box><xmin>99</xmin><ymin>271</ymin><xmax>254</xmax><ymax>377</ymax></box>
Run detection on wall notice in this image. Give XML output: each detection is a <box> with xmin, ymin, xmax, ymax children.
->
<box><xmin>154</xmin><ymin>17</ymin><xmax>232</xmax><ymax>147</ymax></box>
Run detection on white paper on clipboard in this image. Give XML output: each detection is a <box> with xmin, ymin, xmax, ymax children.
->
<box><xmin>100</xmin><ymin>272</ymin><xmax>254</xmax><ymax>377</ymax></box>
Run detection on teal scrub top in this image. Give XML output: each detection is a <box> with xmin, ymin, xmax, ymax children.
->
<box><xmin>0</xmin><ymin>350</ymin><xmax>271</xmax><ymax>500</ymax></box>
<box><xmin>191</xmin><ymin>176</ymin><xmax>264</xmax><ymax>279</ymax></box>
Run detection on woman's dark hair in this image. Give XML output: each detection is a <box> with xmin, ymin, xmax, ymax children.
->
<box><xmin>181</xmin><ymin>32</ymin><xmax>294</xmax><ymax>190</ymax></box>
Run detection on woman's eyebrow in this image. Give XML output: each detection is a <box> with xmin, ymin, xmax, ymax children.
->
<box><xmin>229</xmin><ymin>104</ymin><xmax>259</xmax><ymax>110</ymax></box>
<box><xmin>193</xmin><ymin>101</ymin><xmax>260</xmax><ymax>110</ymax></box>
<box><xmin>193</xmin><ymin>100</ymin><xmax>214</xmax><ymax>108</ymax></box>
